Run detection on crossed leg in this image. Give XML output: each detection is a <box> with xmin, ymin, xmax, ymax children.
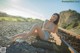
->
<box><xmin>11</xmin><ymin>24</ymin><xmax>45</xmax><ymax>41</ymax></box>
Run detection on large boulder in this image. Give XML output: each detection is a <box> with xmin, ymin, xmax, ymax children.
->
<box><xmin>6</xmin><ymin>36</ymin><xmax>71</xmax><ymax>53</ymax></box>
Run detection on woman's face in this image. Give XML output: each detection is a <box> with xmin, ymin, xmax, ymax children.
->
<box><xmin>50</xmin><ymin>15</ymin><xmax>58</xmax><ymax>22</ymax></box>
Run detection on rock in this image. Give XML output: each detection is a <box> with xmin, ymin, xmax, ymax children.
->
<box><xmin>0</xmin><ymin>46</ymin><xmax>6</xmax><ymax>53</ymax></box>
<box><xmin>6</xmin><ymin>35</ymin><xmax>71</xmax><ymax>53</ymax></box>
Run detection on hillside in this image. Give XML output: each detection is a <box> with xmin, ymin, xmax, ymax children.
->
<box><xmin>59</xmin><ymin>9</ymin><xmax>80</xmax><ymax>34</ymax></box>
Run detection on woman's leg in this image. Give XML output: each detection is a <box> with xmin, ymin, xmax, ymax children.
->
<box><xmin>11</xmin><ymin>32</ymin><xmax>28</xmax><ymax>42</ymax></box>
<box><xmin>27</xmin><ymin>24</ymin><xmax>45</xmax><ymax>39</ymax></box>
<box><xmin>11</xmin><ymin>24</ymin><xmax>45</xmax><ymax>41</ymax></box>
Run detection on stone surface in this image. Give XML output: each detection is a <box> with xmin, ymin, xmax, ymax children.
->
<box><xmin>6</xmin><ymin>36</ymin><xmax>71</xmax><ymax>53</ymax></box>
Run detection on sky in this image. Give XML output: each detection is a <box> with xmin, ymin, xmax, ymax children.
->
<box><xmin>0</xmin><ymin>0</ymin><xmax>80</xmax><ymax>20</ymax></box>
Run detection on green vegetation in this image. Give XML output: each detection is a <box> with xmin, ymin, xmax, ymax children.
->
<box><xmin>0</xmin><ymin>17</ymin><xmax>24</xmax><ymax>21</ymax></box>
<box><xmin>0</xmin><ymin>11</ymin><xmax>43</xmax><ymax>22</ymax></box>
<box><xmin>59</xmin><ymin>9</ymin><xmax>80</xmax><ymax>34</ymax></box>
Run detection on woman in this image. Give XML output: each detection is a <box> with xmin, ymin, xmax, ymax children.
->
<box><xmin>11</xmin><ymin>13</ymin><xmax>61</xmax><ymax>45</ymax></box>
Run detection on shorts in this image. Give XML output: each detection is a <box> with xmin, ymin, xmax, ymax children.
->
<box><xmin>43</xmin><ymin>30</ymin><xmax>50</xmax><ymax>41</ymax></box>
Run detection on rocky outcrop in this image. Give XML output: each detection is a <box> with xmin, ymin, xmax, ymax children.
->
<box><xmin>6</xmin><ymin>36</ymin><xmax>71</xmax><ymax>53</ymax></box>
<box><xmin>58</xmin><ymin>28</ymin><xmax>80</xmax><ymax>53</ymax></box>
<box><xmin>59</xmin><ymin>9</ymin><xmax>80</xmax><ymax>27</ymax></box>
<box><xmin>59</xmin><ymin>9</ymin><xmax>80</xmax><ymax>35</ymax></box>
<box><xmin>0</xmin><ymin>21</ymin><xmax>72</xmax><ymax>53</ymax></box>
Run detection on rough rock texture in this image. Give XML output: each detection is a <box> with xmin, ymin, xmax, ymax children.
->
<box><xmin>6</xmin><ymin>36</ymin><xmax>71</xmax><ymax>53</ymax></box>
<box><xmin>58</xmin><ymin>29</ymin><xmax>80</xmax><ymax>53</ymax></box>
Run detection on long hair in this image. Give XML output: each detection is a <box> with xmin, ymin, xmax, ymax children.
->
<box><xmin>52</xmin><ymin>13</ymin><xmax>60</xmax><ymax>25</ymax></box>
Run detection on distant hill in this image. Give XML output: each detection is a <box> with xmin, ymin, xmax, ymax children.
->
<box><xmin>0</xmin><ymin>11</ymin><xmax>43</xmax><ymax>23</ymax></box>
<box><xmin>0</xmin><ymin>12</ymin><xmax>9</xmax><ymax>17</ymax></box>
<box><xmin>59</xmin><ymin>9</ymin><xmax>80</xmax><ymax>34</ymax></box>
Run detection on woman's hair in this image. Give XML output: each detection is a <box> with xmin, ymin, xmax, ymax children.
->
<box><xmin>52</xmin><ymin>13</ymin><xmax>60</xmax><ymax>25</ymax></box>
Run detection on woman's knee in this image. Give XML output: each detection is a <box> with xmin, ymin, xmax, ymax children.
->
<box><xmin>33</xmin><ymin>24</ymin><xmax>39</xmax><ymax>28</ymax></box>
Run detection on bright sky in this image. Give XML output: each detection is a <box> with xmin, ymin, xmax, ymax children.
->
<box><xmin>0</xmin><ymin>0</ymin><xmax>80</xmax><ymax>20</ymax></box>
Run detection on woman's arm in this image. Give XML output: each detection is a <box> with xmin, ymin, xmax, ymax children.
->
<box><xmin>51</xmin><ymin>25</ymin><xmax>58</xmax><ymax>33</ymax></box>
<box><xmin>50</xmin><ymin>25</ymin><xmax>61</xmax><ymax>45</ymax></box>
